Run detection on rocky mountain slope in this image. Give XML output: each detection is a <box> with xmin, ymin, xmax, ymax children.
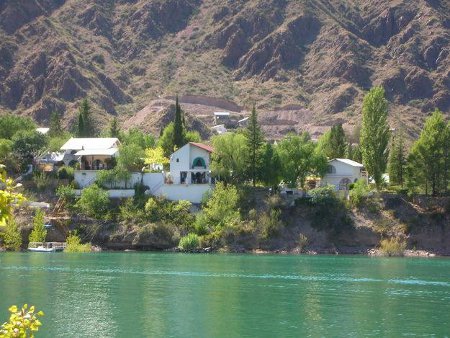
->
<box><xmin>0</xmin><ymin>0</ymin><xmax>449</xmax><ymax>138</ymax></box>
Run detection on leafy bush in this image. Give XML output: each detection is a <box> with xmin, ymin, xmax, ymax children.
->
<box><xmin>29</xmin><ymin>209</ymin><xmax>47</xmax><ymax>243</ymax></box>
<box><xmin>56</xmin><ymin>184</ymin><xmax>76</xmax><ymax>205</ymax></box>
<box><xmin>57</xmin><ymin>166</ymin><xmax>74</xmax><ymax>180</ymax></box>
<box><xmin>0</xmin><ymin>304</ymin><xmax>44</xmax><ymax>337</ymax></box>
<box><xmin>144</xmin><ymin>197</ymin><xmax>194</xmax><ymax>231</ymax></box>
<box><xmin>33</xmin><ymin>171</ymin><xmax>50</xmax><ymax>192</ymax></box>
<box><xmin>178</xmin><ymin>233</ymin><xmax>200</xmax><ymax>251</ymax></box>
<box><xmin>133</xmin><ymin>222</ymin><xmax>178</xmax><ymax>249</ymax></box>
<box><xmin>349</xmin><ymin>179</ymin><xmax>370</xmax><ymax>208</ymax></box>
<box><xmin>65</xmin><ymin>231</ymin><xmax>91</xmax><ymax>253</ymax></box>
<box><xmin>76</xmin><ymin>185</ymin><xmax>110</xmax><ymax>219</ymax></box>
<box><xmin>379</xmin><ymin>237</ymin><xmax>406</xmax><ymax>256</ymax></box>
<box><xmin>2</xmin><ymin>219</ymin><xmax>22</xmax><ymax>251</ymax></box>
<box><xmin>260</xmin><ymin>209</ymin><xmax>283</xmax><ymax>239</ymax></box>
<box><xmin>96</xmin><ymin>167</ymin><xmax>131</xmax><ymax>189</ymax></box>
<box><xmin>119</xmin><ymin>198</ymin><xmax>146</xmax><ymax>222</ymax></box>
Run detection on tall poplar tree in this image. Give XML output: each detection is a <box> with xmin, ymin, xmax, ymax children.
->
<box><xmin>360</xmin><ymin>87</ymin><xmax>390</xmax><ymax>189</ymax></box>
<box><xmin>328</xmin><ymin>124</ymin><xmax>346</xmax><ymax>158</ymax></box>
<box><xmin>173</xmin><ymin>96</ymin><xmax>185</xmax><ymax>149</ymax></box>
<box><xmin>388</xmin><ymin>130</ymin><xmax>406</xmax><ymax>186</ymax></box>
<box><xmin>245</xmin><ymin>105</ymin><xmax>264</xmax><ymax>186</ymax></box>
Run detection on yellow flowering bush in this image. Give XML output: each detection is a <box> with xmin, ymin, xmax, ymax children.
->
<box><xmin>0</xmin><ymin>304</ymin><xmax>44</xmax><ymax>338</ymax></box>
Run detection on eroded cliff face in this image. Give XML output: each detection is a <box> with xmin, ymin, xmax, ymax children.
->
<box><xmin>0</xmin><ymin>0</ymin><xmax>448</xmax><ymax>137</ymax></box>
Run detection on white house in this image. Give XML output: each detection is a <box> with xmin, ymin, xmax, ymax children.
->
<box><xmin>60</xmin><ymin>137</ymin><xmax>120</xmax><ymax>168</ymax></box>
<box><xmin>154</xmin><ymin>142</ymin><xmax>214</xmax><ymax>203</ymax></box>
<box><xmin>321</xmin><ymin>159</ymin><xmax>367</xmax><ymax>190</ymax></box>
<box><xmin>213</xmin><ymin>111</ymin><xmax>230</xmax><ymax>125</ymax></box>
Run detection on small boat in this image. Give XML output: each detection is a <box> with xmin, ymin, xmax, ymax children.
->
<box><xmin>28</xmin><ymin>242</ymin><xmax>66</xmax><ymax>252</ymax></box>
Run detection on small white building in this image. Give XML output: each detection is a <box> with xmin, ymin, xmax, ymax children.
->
<box><xmin>211</xmin><ymin>124</ymin><xmax>227</xmax><ymax>135</ymax></box>
<box><xmin>321</xmin><ymin>158</ymin><xmax>367</xmax><ymax>191</ymax></box>
<box><xmin>60</xmin><ymin>137</ymin><xmax>120</xmax><ymax>168</ymax></box>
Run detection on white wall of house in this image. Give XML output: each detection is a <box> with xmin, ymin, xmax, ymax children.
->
<box><xmin>75</xmin><ymin>171</ymin><xmax>164</xmax><ymax>190</ymax></box>
<box><xmin>169</xmin><ymin>144</ymin><xmax>211</xmax><ymax>184</ymax></box>
<box><xmin>321</xmin><ymin>160</ymin><xmax>365</xmax><ymax>190</ymax></box>
<box><xmin>156</xmin><ymin>184</ymin><xmax>211</xmax><ymax>204</ymax></box>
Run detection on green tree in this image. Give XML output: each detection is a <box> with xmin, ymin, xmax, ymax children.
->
<box><xmin>197</xmin><ymin>182</ymin><xmax>240</xmax><ymax>230</ymax></box>
<box><xmin>260</xmin><ymin>142</ymin><xmax>282</xmax><ymax>190</ymax></box>
<box><xmin>0</xmin><ymin>165</ymin><xmax>25</xmax><ymax>226</ymax></box>
<box><xmin>29</xmin><ymin>209</ymin><xmax>47</xmax><ymax>243</ymax></box>
<box><xmin>0</xmin><ymin>115</ymin><xmax>36</xmax><ymax>140</ymax></box>
<box><xmin>328</xmin><ymin>124</ymin><xmax>346</xmax><ymax>158</ymax></box>
<box><xmin>245</xmin><ymin>105</ymin><xmax>264</xmax><ymax>186</ymax></box>
<box><xmin>122</xmin><ymin>128</ymin><xmax>156</xmax><ymax>149</ymax></box>
<box><xmin>11</xmin><ymin>130</ymin><xmax>48</xmax><ymax>167</ymax></box>
<box><xmin>173</xmin><ymin>96</ymin><xmax>185</xmax><ymax>149</ymax></box>
<box><xmin>388</xmin><ymin>131</ymin><xmax>406</xmax><ymax>186</ymax></box>
<box><xmin>48</xmin><ymin>111</ymin><xmax>63</xmax><ymax>137</ymax></box>
<box><xmin>144</xmin><ymin>147</ymin><xmax>169</xmax><ymax>170</ymax></box>
<box><xmin>76</xmin><ymin>98</ymin><xmax>94</xmax><ymax>137</ymax></box>
<box><xmin>210</xmin><ymin>132</ymin><xmax>248</xmax><ymax>184</ymax></box>
<box><xmin>277</xmin><ymin>133</ymin><xmax>327</xmax><ymax>188</ymax></box>
<box><xmin>407</xmin><ymin>109</ymin><xmax>449</xmax><ymax>195</ymax></box>
<box><xmin>360</xmin><ymin>87</ymin><xmax>390</xmax><ymax>189</ymax></box>
<box><xmin>158</xmin><ymin>122</ymin><xmax>176</xmax><ymax>157</ymax></box>
<box><xmin>117</xmin><ymin>144</ymin><xmax>145</xmax><ymax>171</ymax></box>
<box><xmin>109</xmin><ymin>117</ymin><xmax>120</xmax><ymax>138</ymax></box>
<box><xmin>76</xmin><ymin>185</ymin><xmax>110</xmax><ymax>219</ymax></box>
<box><xmin>2</xmin><ymin>219</ymin><xmax>22</xmax><ymax>251</ymax></box>
<box><xmin>64</xmin><ymin>231</ymin><xmax>91</xmax><ymax>252</ymax></box>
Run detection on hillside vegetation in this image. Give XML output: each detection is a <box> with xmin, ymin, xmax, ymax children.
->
<box><xmin>0</xmin><ymin>0</ymin><xmax>449</xmax><ymax>138</ymax></box>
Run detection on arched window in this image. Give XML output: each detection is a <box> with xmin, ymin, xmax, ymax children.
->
<box><xmin>192</xmin><ymin>157</ymin><xmax>206</xmax><ymax>169</ymax></box>
<box><xmin>339</xmin><ymin>178</ymin><xmax>351</xmax><ymax>190</ymax></box>
<box><xmin>327</xmin><ymin>165</ymin><xmax>336</xmax><ymax>174</ymax></box>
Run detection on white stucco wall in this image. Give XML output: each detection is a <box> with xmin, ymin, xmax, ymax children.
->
<box><xmin>75</xmin><ymin>171</ymin><xmax>164</xmax><ymax>190</ymax></box>
<box><xmin>169</xmin><ymin>144</ymin><xmax>211</xmax><ymax>184</ymax></box>
<box><xmin>156</xmin><ymin>184</ymin><xmax>212</xmax><ymax>204</ymax></box>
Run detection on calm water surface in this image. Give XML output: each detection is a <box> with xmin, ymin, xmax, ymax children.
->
<box><xmin>0</xmin><ymin>253</ymin><xmax>449</xmax><ymax>337</ymax></box>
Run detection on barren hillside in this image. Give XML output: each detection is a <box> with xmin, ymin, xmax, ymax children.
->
<box><xmin>0</xmin><ymin>0</ymin><xmax>449</xmax><ymax>138</ymax></box>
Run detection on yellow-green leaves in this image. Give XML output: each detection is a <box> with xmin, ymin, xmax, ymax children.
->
<box><xmin>0</xmin><ymin>165</ymin><xmax>25</xmax><ymax>226</ymax></box>
<box><xmin>0</xmin><ymin>304</ymin><xmax>44</xmax><ymax>338</ymax></box>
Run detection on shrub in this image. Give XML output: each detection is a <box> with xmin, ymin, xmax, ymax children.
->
<box><xmin>29</xmin><ymin>209</ymin><xmax>47</xmax><ymax>243</ymax></box>
<box><xmin>298</xmin><ymin>233</ymin><xmax>309</xmax><ymax>252</ymax></box>
<box><xmin>76</xmin><ymin>185</ymin><xmax>110</xmax><ymax>219</ymax></box>
<box><xmin>379</xmin><ymin>237</ymin><xmax>406</xmax><ymax>257</ymax></box>
<box><xmin>96</xmin><ymin>167</ymin><xmax>131</xmax><ymax>189</ymax></box>
<box><xmin>178</xmin><ymin>233</ymin><xmax>200</xmax><ymax>251</ymax></box>
<box><xmin>2</xmin><ymin>219</ymin><xmax>22</xmax><ymax>251</ymax></box>
<box><xmin>349</xmin><ymin>179</ymin><xmax>370</xmax><ymax>208</ymax></box>
<box><xmin>33</xmin><ymin>171</ymin><xmax>50</xmax><ymax>192</ymax></box>
<box><xmin>0</xmin><ymin>304</ymin><xmax>44</xmax><ymax>337</ymax></box>
<box><xmin>119</xmin><ymin>198</ymin><xmax>146</xmax><ymax>222</ymax></box>
<box><xmin>56</xmin><ymin>184</ymin><xmax>76</xmax><ymax>205</ymax></box>
<box><xmin>57</xmin><ymin>166</ymin><xmax>74</xmax><ymax>180</ymax></box>
<box><xmin>133</xmin><ymin>222</ymin><xmax>178</xmax><ymax>249</ymax></box>
<box><xmin>260</xmin><ymin>209</ymin><xmax>283</xmax><ymax>239</ymax></box>
<box><xmin>65</xmin><ymin>231</ymin><xmax>91</xmax><ymax>253</ymax></box>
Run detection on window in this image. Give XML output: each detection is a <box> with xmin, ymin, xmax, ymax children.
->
<box><xmin>327</xmin><ymin>165</ymin><xmax>336</xmax><ymax>174</ymax></box>
<box><xmin>176</xmin><ymin>158</ymin><xmax>179</xmax><ymax>162</ymax></box>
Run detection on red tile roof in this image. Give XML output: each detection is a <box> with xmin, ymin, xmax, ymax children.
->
<box><xmin>190</xmin><ymin>142</ymin><xmax>214</xmax><ymax>153</ymax></box>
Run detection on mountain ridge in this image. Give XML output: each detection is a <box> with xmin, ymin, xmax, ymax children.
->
<box><xmin>0</xmin><ymin>0</ymin><xmax>448</xmax><ymax>138</ymax></box>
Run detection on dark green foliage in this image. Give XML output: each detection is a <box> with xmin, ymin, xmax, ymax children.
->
<box><xmin>144</xmin><ymin>197</ymin><xmax>195</xmax><ymax>232</ymax></box>
<box><xmin>388</xmin><ymin>131</ymin><xmax>406</xmax><ymax>186</ymax></box>
<box><xmin>277</xmin><ymin>132</ymin><xmax>328</xmax><ymax>188</ymax></box>
<box><xmin>57</xmin><ymin>166</ymin><xmax>74</xmax><ymax>180</ymax></box>
<box><xmin>360</xmin><ymin>87</ymin><xmax>390</xmax><ymax>189</ymax></box>
<box><xmin>307</xmin><ymin>185</ymin><xmax>352</xmax><ymax>235</ymax></box>
<box><xmin>109</xmin><ymin>117</ymin><xmax>120</xmax><ymax>138</ymax></box>
<box><xmin>260</xmin><ymin>142</ymin><xmax>282</xmax><ymax>189</ymax></box>
<box><xmin>48</xmin><ymin>111</ymin><xmax>63</xmax><ymax>137</ymax></box>
<box><xmin>173</xmin><ymin>96</ymin><xmax>185</xmax><ymax>149</ymax></box>
<box><xmin>76</xmin><ymin>98</ymin><xmax>94</xmax><ymax>137</ymax></box>
<box><xmin>76</xmin><ymin>185</ymin><xmax>110</xmax><ymax>219</ymax></box>
<box><xmin>328</xmin><ymin>124</ymin><xmax>346</xmax><ymax>158</ymax></box>
<box><xmin>117</xmin><ymin>144</ymin><xmax>145</xmax><ymax>171</ymax></box>
<box><xmin>11</xmin><ymin>130</ymin><xmax>48</xmax><ymax>167</ymax></box>
<box><xmin>407</xmin><ymin>109</ymin><xmax>449</xmax><ymax>196</ymax></box>
<box><xmin>121</xmin><ymin>128</ymin><xmax>156</xmax><ymax>149</ymax></box>
<box><xmin>245</xmin><ymin>105</ymin><xmax>264</xmax><ymax>186</ymax></box>
<box><xmin>0</xmin><ymin>115</ymin><xmax>36</xmax><ymax>140</ymax></box>
<box><xmin>96</xmin><ymin>167</ymin><xmax>131</xmax><ymax>189</ymax></box>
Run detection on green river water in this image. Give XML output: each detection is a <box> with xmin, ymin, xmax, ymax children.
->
<box><xmin>0</xmin><ymin>253</ymin><xmax>449</xmax><ymax>337</ymax></box>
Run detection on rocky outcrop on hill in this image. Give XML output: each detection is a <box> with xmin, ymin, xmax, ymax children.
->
<box><xmin>0</xmin><ymin>0</ymin><xmax>448</xmax><ymax>137</ymax></box>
